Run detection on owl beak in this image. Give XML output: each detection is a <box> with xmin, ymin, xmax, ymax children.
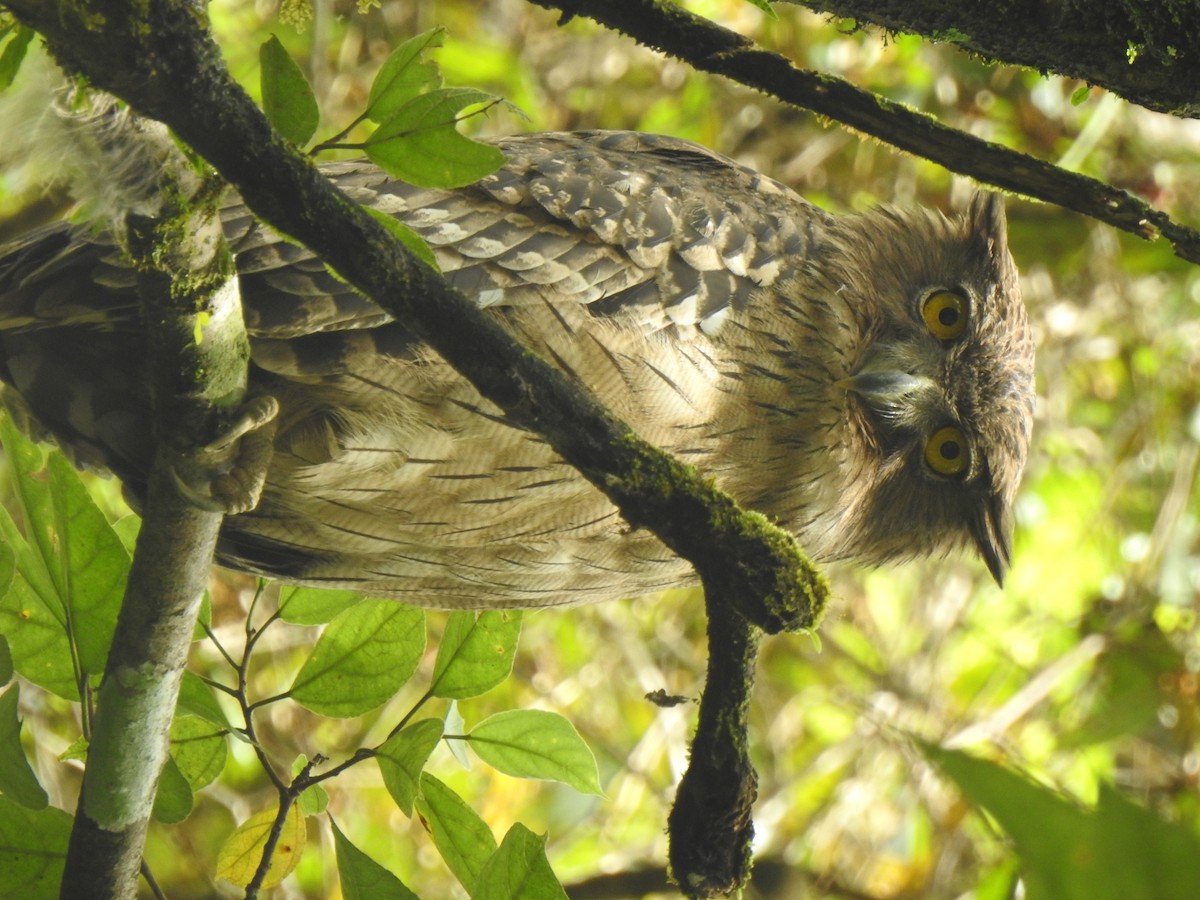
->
<box><xmin>839</xmin><ymin>368</ymin><xmax>937</xmax><ymax>417</ymax></box>
<box><xmin>971</xmin><ymin>494</ymin><xmax>1013</xmax><ymax>587</ymax></box>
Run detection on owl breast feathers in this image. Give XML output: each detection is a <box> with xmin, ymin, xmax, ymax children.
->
<box><xmin>0</xmin><ymin>131</ymin><xmax>1034</xmax><ymax>607</ymax></box>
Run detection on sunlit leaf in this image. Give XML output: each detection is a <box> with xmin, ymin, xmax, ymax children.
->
<box><xmin>58</xmin><ymin>736</ymin><xmax>87</xmax><ymax>763</ymax></box>
<box><xmin>1061</xmin><ymin>637</ymin><xmax>1173</xmax><ymax>747</ymax></box>
<box><xmin>289</xmin><ymin>600</ymin><xmax>424</xmax><ymax>717</ymax></box>
<box><xmin>739</xmin><ymin>0</ymin><xmax>778</xmax><ymax>21</ymax></box>
<box><xmin>215</xmin><ymin>805</ymin><xmax>306</xmax><ymax>891</ymax></box>
<box><xmin>170</xmin><ymin>714</ymin><xmax>227</xmax><ymax>791</ymax></box>
<box><xmin>0</xmin><ymin>534</ymin><xmax>12</xmax><ymax>605</ymax></box>
<box><xmin>367</xmin><ymin>27</ymin><xmax>446</xmax><ymax>123</ymax></box>
<box><xmin>332</xmin><ymin>817</ymin><xmax>419</xmax><ymax>900</ymax></box>
<box><xmin>365</xmin><ymin>88</ymin><xmax>505</xmax><ymax>188</ymax></box>
<box><xmin>926</xmin><ymin>745</ymin><xmax>1200</xmax><ymax>900</ymax></box>
<box><xmin>298</xmin><ymin>782</ymin><xmax>329</xmax><ymax>816</ymax></box>
<box><xmin>416</xmin><ymin>772</ymin><xmax>495</xmax><ymax>891</ymax></box>
<box><xmin>468</xmin><ymin>710</ymin><xmax>601</xmax><ymax>795</ymax></box>
<box><xmin>260</xmin><ymin>35</ymin><xmax>319</xmax><ymax>146</ymax></box>
<box><xmin>111</xmin><ymin>515</ymin><xmax>140</xmax><ymax>555</ymax></box>
<box><xmin>377</xmin><ymin>717</ymin><xmax>444</xmax><ymax>816</ymax></box>
<box><xmin>444</xmin><ymin>700</ymin><xmax>470</xmax><ymax>769</ymax></box>
<box><xmin>151</xmin><ymin>756</ymin><xmax>194</xmax><ymax>824</ymax></box>
<box><xmin>430</xmin><ymin>610</ymin><xmax>521</xmax><ymax>699</ymax></box>
<box><xmin>0</xmin><ymin>796</ymin><xmax>71</xmax><ymax>898</ymax></box>
<box><xmin>0</xmin><ymin>417</ymin><xmax>128</xmax><ymax>700</ymax></box>
<box><xmin>175</xmin><ymin>670</ymin><xmax>230</xmax><ymax>728</ymax></box>
<box><xmin>473</xmin><ymin>823</ymin><xmax>568</xmax><ymax>900</ymax></box>
<box><xmin>0</xmin><ymin>24</ymin><xmax>33</xmax><ymax>91</ymax></box>
<box><xmin>0</xmin><ymin>636</ymin><xmax>12</xmax><ymax>686</ymax></box>
<box><xmin>291</xmin><ymin>755</ymin><xmax>330</xmax><ymax>815</ymax></box>
<box><xmin>0</xmin><ymin>685</ymin><xmax>47</xmax><ymax>810</ymax></box>
<box><xmin>277</xmin><ymin>585</ymin><xmax>363</xmax><ymax>625</ymax></box>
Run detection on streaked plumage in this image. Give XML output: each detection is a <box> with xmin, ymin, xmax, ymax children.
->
<box><xmin>0</xmin><ymin>131</ymin><xmax>1035</xmax><ymax>606</ymax></box>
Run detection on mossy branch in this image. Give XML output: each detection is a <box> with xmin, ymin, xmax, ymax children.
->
<box><xmin>534</xmin><ymin>0</ymin><xmax>1200</xmax><ymax>266</ymax></box>
<box><xmin>56</xmin><ymin>121</ymin><xmax>250</xmax><ymax>898</ymax></box>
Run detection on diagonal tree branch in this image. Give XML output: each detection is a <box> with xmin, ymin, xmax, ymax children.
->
<box><xmin>532</xmin><ymin>0</ymin><xmax>1200</xmax><ymax>266</ymax></box>
<box><xmin>785</xmin><ymin>0</ymin><xmax>1200</xmax><ymax>118</ymax></box>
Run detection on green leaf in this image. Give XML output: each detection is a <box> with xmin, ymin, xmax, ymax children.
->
<box><xmin>175</xmin><ymin>670</ymin><xmax>231</xmax><ymax>728</ymax></box>
<box><xmin>0</xmin><ymin>24</ymin><xmax>34</xmax><ymax>92</ymax></box>
<box><xmin>0</xmin><ymin>635</ymin><xmax>13</xmax><ymax>686</ymax></box>
<box><xmin>365</xmin><ymin>208</ymin><xmax>441</xmax><ymax>271</ymax></box>
<box><xmin>298</xmin><ymin>781</ymin><xmax>329</xmax><ymax>816</ymax></box>
<box><xmin>332</xmin><ymin>817</ymin><xmax>419</xmax><ymax>900</ymax></box>
<box><xmin>472</xmin><ymin>823</ymin><xmax>568</xmax><ymax>900</ymax></box>
<box><xmin>0</xmin><ymin>685</ymin><xmax>47</xmax><ymax>809</ymax></box>
<box><xmin>740</xmin><ymin>0</ymin><xmax>778</xmax><ymax>21</ymax></box>
<box><xmin>1070</xmin><ymin>84</ymin><xmax>1092</xmax><ymax>106</ymax></box>
<box><xmin>416</xmin><ymin>772</ymin><xmax>496</xmax><ymax>891</ymax></box>
<box><xmin>926</xmin><ymin>745</ymin><xmax>1200</xmax><ymax>900</ymax></box>
<box><xmin>467</xmin><ymin>710</ymin><xmax>601</xmax><ymax>795</ymax></box>
<box><xmin>191</xmin><ymin>591</ymin><xmax>212</xmax><ymax>641</ymax></box>
<box><xmin>278</xmin><ymin>585</ymin><xmax>363</xmax><ymax>625</ymax></box>
<box><xmin>365</xmin><ymin>88</ymin><xmax>506</xmax><ymax>188</ymax></box>
<box><xmin>0</xmin><ymin>530</ymin><xmax>13</xmax><ymax>602</ymax></box>
<box><xmin>1061</xmin><ymin>638</ymin><xmax>1171</xmax><ymax>747</ymax></box>
<box><xmin>151</xmin><ymin>756</ymin><xmax>194</xmax><ymax>824</ymax></box>
<box><xmin>0</xmin><ymin>795</ymin><xmax>71</xmax><ymax>898</ymax></box>
<box><xmin>366</xmin><ymin>27</ymin><xmax>446</xmax><ymax>123</ymax></box>
<box><xmin>290</xmin><ymin>755</ymin><xmax>330</xmax><ymax>816</ymax></box>
<box><xmin>444</xmin><ymin>700</ymin><xmax>470</xmax><ymax>768</ymax></box>
<box><xmin>431</xmin><ymin>610</ymin><xmax>522</xmax><ymax>699</ymax></box>
<box><xmin>169</xmin><ymin>715</ymin><xmax>228</xmax><ymax>791</ymax></box>
<box><xmin>260</xmin><ymin>34</ymin><xmax>319</xmax><ymax>146</ymax></box>
<box><xmin>111</xmin><ymin>515</ymin><xmax>141</xmax><ymax>555</ymax></box>
<box><xmin>289</xmin><ymin>600</ymin><xmax>424</xmax><ymax>717</ymax></box>
<box><xmin>377</xmin><ymin>718</ymin><xmax>444</xmax><ymax>816</ymax></box>
<box><xmin>0</xmin><ymin>417</ymin><xmax>129</xmax><ymax>699</ymax></box>
<box><xmin>59</xmin><ymin>735</ymin><xmax>87</xmax><ymax>763</ymax></box>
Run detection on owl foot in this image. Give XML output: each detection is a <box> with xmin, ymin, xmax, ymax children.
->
<box><xmin>172</xmin><ymin>395</ymin><xmax>280</xmax><ymax>514</ymax></box>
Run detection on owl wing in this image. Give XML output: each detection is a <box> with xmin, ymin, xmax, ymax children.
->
<box><xmin>0</xmin><ymin>132</ymin><xmax>824</xmax><ymax>367</ymax></box>
<box><xmin>0</xmin><ymin>130</ymin><xmax>823</xmax><ymax>458</ymax></box>
<box><xmin>233</xmin><ymin>131</ymin><xmax>826</xmax><ymax>377</ymax></box>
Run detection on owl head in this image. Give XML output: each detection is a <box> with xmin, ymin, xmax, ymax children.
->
<box><xmin>819</xmin><ymin>193</ymin><xmax>1034</xmax><ymax>585</ymax></box>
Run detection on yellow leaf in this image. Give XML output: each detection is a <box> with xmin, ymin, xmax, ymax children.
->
<box><xmin>215</xmin><ymin>805</ymin><xmax>306</xmax><ymax>890</ymax></box>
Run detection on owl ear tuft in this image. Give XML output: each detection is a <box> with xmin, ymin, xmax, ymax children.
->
<box><xmin>967</xmin><ymin>192</ymin><xmax>1009</xmax><ymax>258</ymax></box>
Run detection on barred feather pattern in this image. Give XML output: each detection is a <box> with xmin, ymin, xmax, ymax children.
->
<box><xmin>0</xmin><ymin>131</ymin><xmax>1034</xmax><ymax>606</ymax></box>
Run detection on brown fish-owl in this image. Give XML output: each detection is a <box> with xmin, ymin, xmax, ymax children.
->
<box><xmin>0</xmin><ymin>131</ymin><xmax>1035</xmax><ymax>606</ymax></box>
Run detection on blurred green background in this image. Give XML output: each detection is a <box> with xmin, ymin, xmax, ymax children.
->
<box><xmin>3</xmin><ymin>1</ymin><xmax>1199</xmax><ymax>897</ymax></box>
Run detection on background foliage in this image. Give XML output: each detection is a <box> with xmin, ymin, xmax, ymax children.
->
<box><xmin>2</xmin><ymin>0</ymin><xmax>1200</xmax><ymax>897</ymax></box>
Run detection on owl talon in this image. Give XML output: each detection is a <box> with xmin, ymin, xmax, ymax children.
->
<box><xmin>204</xmin><ymin>395</ymin><xmax>280</xmax><ymax>454</ymax></box>
<box><xmin>172</xmin><ymin>396</ymin><xmax>279</xmax><ymax>515</ymax></box>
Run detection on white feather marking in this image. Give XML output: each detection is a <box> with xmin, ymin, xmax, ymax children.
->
<box><xmin>665</xmin><ymin>292</ymin><xmax>699</xmax><ymax>326</ymax></box>
<box><xmin>427</xmin><ymin>222</ymin><xmax>471</xmax><ymax>245</ymax></box>
<box><xmin>698</xmin><ymin>305</ymin><xmax>730</xmax><ymax>336</ymax></box>
<box><xmin>476</xmin><ymin>288</ymin><xmax>506</xmax><ymax>307</ymax></box>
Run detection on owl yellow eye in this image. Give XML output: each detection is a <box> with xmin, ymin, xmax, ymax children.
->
<box><xmin>924</xmin><ymin>425</ymin><xmax>969</xmax><ymax>478</ymax></box>
<box><xmin>921</xmin><ymin>289</ymin><xmax>967</xmax><ymax>341</ymax></box>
